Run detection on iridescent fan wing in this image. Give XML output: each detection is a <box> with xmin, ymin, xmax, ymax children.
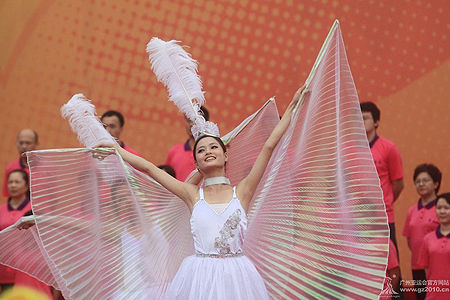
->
<box><xmin>0</xmin><ymin>99</ymin><xmax>279</xmax><ymax>300</ymax></box>
<box><xmin>244</xmin><ymin>21</ymin><xmax>389</xmax><ymax>299</ymax></box>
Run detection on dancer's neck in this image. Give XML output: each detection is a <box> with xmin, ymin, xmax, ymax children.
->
<box><xmin>204</xmin><ymin>176</ymin><xmax>230</xmax><ymax>187</ymax></box>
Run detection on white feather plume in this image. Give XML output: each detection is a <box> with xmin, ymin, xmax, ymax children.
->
<box><xmin>61</xmin><ymin>94</ymin><xmax>116</xmax><ymax>148</ymax></box>
<box><xmin>146</xmin><ymin>38</ymin><xmax>205</xmax><ymax>122</ymax></box>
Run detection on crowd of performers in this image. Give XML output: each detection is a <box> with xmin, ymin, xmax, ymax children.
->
<box><xmin>1</xmin><ymin>99</ymin><xmax>449</xmax><ymax>299</ymax></box>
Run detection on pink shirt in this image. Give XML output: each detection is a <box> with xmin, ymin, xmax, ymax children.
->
<box><xmin>370</xmin><ymin>136</ymin><xmax>403</xmax><ymax>223</ymax></box>
<box><xmin>165</xmin><ymin>140</ymin><xmax>195</xmax><ymax>181</ymax></box>
<box><xmin>387</xmin><ymin>239</ymin><xmax>399</xmax><ymax>271</ymax></box>
<box><xmin>0</xmin><ymin>197</ymin><xmax>31</xmax><ymax>284</ymax></box>
<box><xmin>417</xmin><ymin>227</ymin><xmax>450</xmax><ymax>300</ymax></box>
<box><xmin>122</xmin><ymin>143</ymin><xmax>140</xmax><ymax>156</ymax></box>
<box><xmin>0</xmin><ymin>197</ymin><xmax>31</xmax><ymax>230</ymax></box>
<box><xmin>403</xmin><ymin>199</ymin><xmax>439</xmax><ymax>269</ymax></box>
<box><xmin>2</xmin><ymin>158</ymin><xmax>29</xmax><ymax>197</ymax></box>
<box><xmin>381</xmin><ymin>240</ymin><xmax>399</xmax><ymax>299</ymax></box>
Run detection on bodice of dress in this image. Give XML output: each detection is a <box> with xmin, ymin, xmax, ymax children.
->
<box><xmin>190</xmin><ymin>187</ymin><xmax>247</xmax><ymax>255</ymax></box>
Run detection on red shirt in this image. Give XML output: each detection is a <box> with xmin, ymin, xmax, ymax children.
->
<box><xmin>2</xmin><ymin>158</ymin><xmax>29</xmax><ymax>197</ymax></box>
<box><xmin>122</xmin><ymin>143</ymin><xmax>140</xmax><ymax>156</ymax></box>
<box><xmin>403</xmin><ymin>199</ymin><xmax>439</xmax><ymax>269</ymax></box>
<box><xmin>165</xmin><ymin>140</ymin><xmax>195</xmax><ymax>181</ymax></box>
<box><xmin>417</xmin><ymin>227</ymin><xmax>450</xmax><ymax>300</ymax></box>
<box><xmin>0</xmin><ymin>197</ymin><xmax>31</xmax><ymax>284</ymax></box>
<box><xmin>381</xmin><ymin>240</ymin><xmax>399</xmax><ymax>299</ymax></box>
<box><xmin>387</xmin><ymin>239</ymin><xmax>399</xmax><ymax>271</ymax></box>
<box><xmin>369</xmin><ymin>136</ymin><xmax>403</xmax><ymax>223</ymax></box>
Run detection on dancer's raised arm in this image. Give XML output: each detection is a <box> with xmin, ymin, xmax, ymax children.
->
<box><xmin>237</xmin><ymin>84</ymin><xmax>307</xmax><ymax>210</ymax></box>
<box><xmin>94</xmin><ymin>144</ymin><xmax>199</xmax><ymax>209</ymax></box>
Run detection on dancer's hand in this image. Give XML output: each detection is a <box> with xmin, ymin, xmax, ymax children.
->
<box><xmin>17</xmin><ymin>217</ymin><xmax>35</xmax><ymax>230</ymax></box>
<box><xmin>283</xmin><ymin>83</ymin><xmax>309</xmax><ymax>118</ymax></box>
<box><xmin>92</xmin><ymin>143</ymin><xmax>118</xmax><ymax>160</ymax></box>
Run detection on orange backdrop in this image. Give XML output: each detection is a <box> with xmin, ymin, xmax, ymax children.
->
<box><xmin>1</xmin><ymin>0</ymin><xmax>449</xmax><ymax>281</ymax></box>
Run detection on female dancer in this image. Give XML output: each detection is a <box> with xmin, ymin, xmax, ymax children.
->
<box><xmin>96</xmin><ymin>85</ymin><xmax>306</xmax><ymax>299</ymax></box>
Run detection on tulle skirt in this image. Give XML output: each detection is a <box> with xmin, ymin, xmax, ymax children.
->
<box><xmin>164</xmin><ymin>254</ymin><xmax>269</xmax><ymax>300</ymax></box>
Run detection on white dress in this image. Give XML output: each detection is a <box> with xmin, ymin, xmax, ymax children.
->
<box><xmin>164</xmin><ymin>187</ymin><xmax>269</xmax><ymax>300</ymax></box>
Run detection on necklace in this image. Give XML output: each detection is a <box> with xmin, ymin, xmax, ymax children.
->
<box><xmin>204</xmin><ymin>176</ymin><xmax>230</xmax><ymax>187</ymax></box>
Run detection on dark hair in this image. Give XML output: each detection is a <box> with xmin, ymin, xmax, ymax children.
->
<box><xmin>8</xmin><ymin>169</ymin><xmax>29</xmax><ymax>186</ymax></box>
<box><xmin>436</xmin><ymin>193</ymin><xmax>450</xmax><ymax>206</ymax></box>
<box><xmin>193</xmin><ymin>135</ymin><xmax>227</xmax><ymax>162</ymax></box>
<box><xmin>101</xmin><ymin>110</ymin><xmax>125</xmax><ymax>127</ymax></box>
<box><xmin>158</xmin><ymin>165</ymin><xmax>176</xmax><ymax>178</ymax></box>
<box><xmin>360</xmin><ymin>102</ymin><xmax>380</xmax><ymax>123</ymax></box>
<box><xmin>200</xmin><ymin>106</ymin><xmax>209</xmax><ymax>122</ymax></box>
<box><xmin>413</xmin><ymin>163</ymin><xmax>442</xmax><ymax>193</ymax></box>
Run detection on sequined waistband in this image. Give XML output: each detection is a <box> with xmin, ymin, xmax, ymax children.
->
<box><xmin>195</xmin><ymin>252</ymin><xmax>244</xmax><ymax>258</ymax></box>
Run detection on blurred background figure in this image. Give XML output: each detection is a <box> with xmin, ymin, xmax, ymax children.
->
<box><xmin>403</xmin><ymin>163</ymin><xmax>441</xmax><ymax>300</ymax></box>
<box><xmin>360</xmin><ymin>102</ymin><xmax>404</xmax><ymax>251</ymax></box>
<box><xmin>0</xmin><ymin>170</ymin><xmax>52</xmax><ymax>299</ymax></box>
<box><xmin>417</xmin><ymin>193</ymin><xmax>450</xmax><ymax>300</ymax></box>
<box><xmin>101</xmin><ymin>110</ymin><xmax>140</xmax><ymax>156</ymax></box>
<box><xmin>158</xmin><ymin>165</ymin><xmax>176</xmax><ymax>178</ymax></box>
<box><xmin>2</xmin><ymin>129</ymin><xmax>38</xmax><ymax>197</ymax></box>
<box><xmin>165</xmin><ymin>106</ymin><xmax>209</xmax><ymax>181</ymax></box>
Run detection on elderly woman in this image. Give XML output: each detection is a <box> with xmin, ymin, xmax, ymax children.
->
<box><xmin>0</xmin><ymin>170</ymin><xmax>51</xmax><ymax>298</ymax></box>
<box><xmin>403</xmin><ymin>163</ymin><xmax>442</xmax><ymax>300</ymax></box>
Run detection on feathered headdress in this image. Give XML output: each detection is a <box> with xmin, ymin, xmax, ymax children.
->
<box><xmin>61</xmin><ymin>94</ymin><xmax>116</xmax><ymax>148</ymax></box>
<box><xmin>146</xmin><ymin>38</ymin><xmax>219</xmax><ymax>140</ymax></box>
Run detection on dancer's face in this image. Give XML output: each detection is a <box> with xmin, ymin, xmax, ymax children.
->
<box><xmin>194</xmin><ymin>136</ymin><xmax>227</xmax><ymax>172</ymax></box>
<box><xmin>436</xmin><ymin>197</ymin><xmax>450</xmax><ymax>225</ymax></box>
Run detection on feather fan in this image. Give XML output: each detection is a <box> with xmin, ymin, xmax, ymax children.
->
<box><xmin>146</xmin><ymin>38</ymin><xmax>205</xmax><ymax>122</ymax></box>
<box><xmin>61</xmin><ymin>93</ymin><xmax>116</xmax><ymax>148</ymax></box>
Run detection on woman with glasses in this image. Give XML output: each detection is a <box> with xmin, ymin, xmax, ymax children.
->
<box><xmin>403</xmin><ymin>163</ymin><xmax>442</xmax><ymax>300</ymax></box>
<box><xmin>0</xmin><ymin>170</ymin><xmax>52</xmax><ymax>298</ymax></box>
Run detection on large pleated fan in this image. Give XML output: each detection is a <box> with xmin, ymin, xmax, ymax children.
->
<box><xmin>0</xmin><ymin>21</ymin><xmax>388</xmax><ymax>299</ymax></box>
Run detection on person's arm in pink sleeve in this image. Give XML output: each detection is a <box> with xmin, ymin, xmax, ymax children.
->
<box><xmin>392</xmin><ymin>179</ymin><xmax>404</xmax><ymax>202</ymax></box>
<box><xmin>403</xmin><ymin>208</ymin><xmax>412</xmax><ymax>249</ymax></box>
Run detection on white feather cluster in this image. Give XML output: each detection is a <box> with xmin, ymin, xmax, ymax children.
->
<box><xmin>61</xmin><ymin>94</ymin><xmax>116</xmax><ymax>148</ymax></box>
<box><xmin>146</xmin><ymin>38</ymin><xmax>205</xmax><ymax>122</ymax></box>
